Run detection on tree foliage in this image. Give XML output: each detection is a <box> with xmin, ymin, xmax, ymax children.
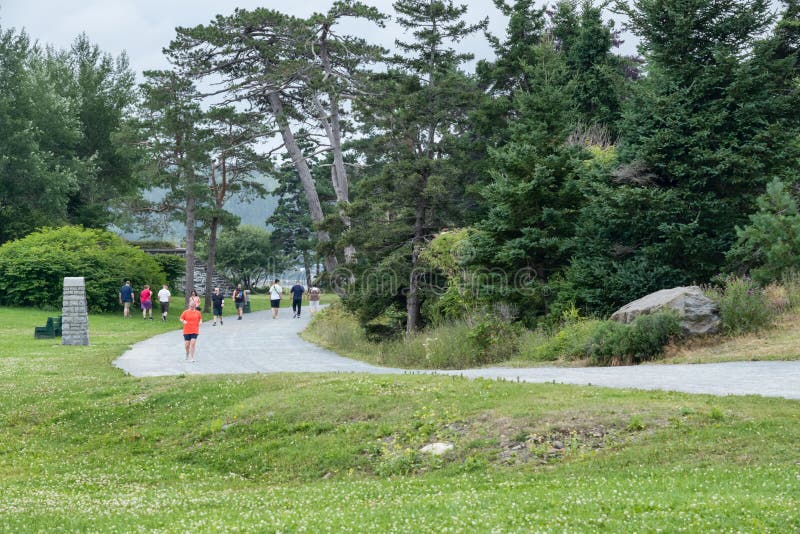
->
<box><xmin>0</xmin><ymin>226</ymin><xmax>165</xmax><ymax>312</ymax></box>
<box><xmin>0</xmin><ymin>28</ymin><xmax>79</xmax><ymax>242</ymax></box>
<box><xmin>560</xmin><ymin>0</ymin><xmax>800</xmax><ymax>314</ymax></box>
<box><xmin>214</xmin><ymin>225</ymin><xmax>289</xmax><ymax>290</ymax></box>
<box><xmin>727</xmin><ymin>179</ymin><xmax>800</xmax><ymax>284</ymax></box>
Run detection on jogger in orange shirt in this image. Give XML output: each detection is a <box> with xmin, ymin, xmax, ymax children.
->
<box><xmin>179</xmin><ymin>302</ymin><xmax>203</xmax><ymax>362</ymax></box>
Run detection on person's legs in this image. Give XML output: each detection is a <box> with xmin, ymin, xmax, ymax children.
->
<box><xmin>184</xmin><ymin>338</ymin><xmax>191</xmax><ymax>360</ymax></box>
<box><xmin>143</xmin><ymin>306</ymin><xmax>147</xmax><ymax>319</ymax></box>
<box><xmin>123</xmin><ymin>302</ymin><xmax>130</xmax><ymax>318</ymax></box>
<box><xmin>293</xmin><ymin>299</ymin><xmax>301</xmax><ymax>318</ymax></box>
<box><xmin>189</xmin><ymin>338</ymin><xmax>197</xmax><ymax>361</ymax></box>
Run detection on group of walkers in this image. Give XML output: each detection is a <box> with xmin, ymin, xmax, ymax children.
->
<box><xmin>267</xmin><ymin>279</ymin><xmax>321</xmax><ymax>319</ymax></box>
<box><xmin>119</xmin><ymin>280</ymin><xmax>172</xmax><ymax>321</ymax></box>
<box><xmin>119</xmin><ymin>279</ymin><xmax>322</xmax><ymax>363</ymax></box>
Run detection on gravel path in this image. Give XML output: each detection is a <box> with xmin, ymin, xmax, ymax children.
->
<box><xmin>113</xmin><ymin>310</ymin><xmax>800</xmax><ymax>400</ymax></box>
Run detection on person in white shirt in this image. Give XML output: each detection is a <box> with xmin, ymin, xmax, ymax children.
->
<box><xmin>269</xmin><ymin>279</ymin><xmax>282</xmax><ymax>319</ymax></box>
<box><xmin>157</xmin><ymin>284</ymin><xmax>171</xmax><ymax>322</ymax></box>
<box><xmin>308</xmin><ymin>285</ymin><xmax>321</xmax><ymax>315</ymax></box>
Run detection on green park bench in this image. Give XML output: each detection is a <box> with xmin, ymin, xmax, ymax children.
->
<box><xmin>34</xmin><ymin>316</ymin><xmax>62</xmax><ymax>339</ymax></box>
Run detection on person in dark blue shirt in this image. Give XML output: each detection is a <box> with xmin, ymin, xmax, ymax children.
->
<box><xmin>290</xmin><ymin>282</ymin><xmax>305</xmax><ymax>318</ymax></box>
<box><xmin>119</xmin><ymin>280</ymin><xmax>135</xmax><ymax>319</ymax></box>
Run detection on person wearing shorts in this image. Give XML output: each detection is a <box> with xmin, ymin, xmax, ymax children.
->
<box><xmin>119</xmin><ymin>280</ymin><xmax>134</xmax><ymax>319</ymax></box>
<box><xmin>211</xmin><ymin>287</ymin><xmax>224</xmax><ymax>325</ymax></box>
<box><xmin>269</xmin><ymin>279</ymin><xmax>282</xmax><ymax>319</ymax></box>
<box><xmin>233</xmin><ymin>284</ymin><xmax>245</xmax><ymax>320</ymax></box>
<box><xmin>157</xmin><ymin>284</ymin><xmax>171</xmax><ymax>321</ymax></box>
<box><xmin>308</xmin><ymin>284</ymin><xmax>321</xmax><ymax>315</ymax></box>
<box><xmin>140</xmin><ymin>284</ymin><xmax>153</xmax><ymax>320</ymax></box>
<box><xmin>179</xmin><ymin>302</ymin><xmax>203</xmax><ymax>362</ymax></box>
<box><xmin>189</xmin><ymin>289</ymin><xmax>201</xmax><ymax>310</ymax></box>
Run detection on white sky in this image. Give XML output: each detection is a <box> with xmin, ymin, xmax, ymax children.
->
<box><xmin>0</xmin><ymin>0</ymin><xmax>516</xmax><ymax>77</ymax></box>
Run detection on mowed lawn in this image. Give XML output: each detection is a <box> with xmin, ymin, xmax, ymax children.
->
<box><xmin>1</xmin><ymin>306</ymin><xmax>798</xmax><ymax>532</ymax></box>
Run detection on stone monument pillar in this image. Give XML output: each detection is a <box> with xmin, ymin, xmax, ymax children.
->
<box><xmin>62</xmin><ymin>277</ymin><xmax>90</xmax><ymax>346</ymax></box>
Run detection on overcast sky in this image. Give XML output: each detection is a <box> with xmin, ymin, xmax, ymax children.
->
<box><xmin>0</xmin><ymin>0</ymin><xmax>520</xmax><ymax>77</ymax></box>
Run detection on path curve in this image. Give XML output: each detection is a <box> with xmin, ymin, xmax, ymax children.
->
<box><xmin>113</xmin><ymin>311</ymin><xmax>800</xmax><ymax>400</ymax></box>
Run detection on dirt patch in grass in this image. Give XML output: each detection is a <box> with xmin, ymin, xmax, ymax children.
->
<box><xmin>393</xmin><ymin>409</ymin><xmax>675</xmax><ymax>470</ymax></box>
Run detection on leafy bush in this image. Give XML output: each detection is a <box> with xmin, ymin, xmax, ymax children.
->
<box><xmin>623</xmin><ymin>312</ymin><xmax>683</xmax><ymax>362</ymax></box>
<box><xmin>520</xmin><ymin>320</ymin><xmax>604</xmax><ymax>362</ymax></box>
<box><xmin>465</xmin><ymin>314</ymin><xmax>521</xmax><ymax>365</ymax></box>
<box><xmin>585</xmin><ymin>320</ymin><xmax>629</xmax><ymax>365</ymax></box>
<box><xmin>587</xmin><ymin>312</ymin><xmax>681</xmax><ymax>365</ymax></box>
<box><xmin>717</xmin><ymin>275</ymin><xmax>773</xmax><ymax>335</ymax></box>
<box><xmin>152</xmin><ymin>254</ymin><xmax>184</xmax><ymax>288</ymax></box>
<box><xmin>0</xmin><ymin>226</ymin><xmax>166</xmax><ymax>312</ymax></box>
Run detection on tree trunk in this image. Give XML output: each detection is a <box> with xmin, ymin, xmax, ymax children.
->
<box><xmin>313</xmin><ymin>95</ymin><xmax>357</xmax><ymax>264</ymax></box>
<box><xmin>184</xmin><ymin>192</ymin><xmax>196</xmax><ymax>308</ymax></box>
<box><xmin>316</xmin><ymin>32</ymin><xmax>356</xmax><ymax>263</ymax></box>
<box><xmin>203</xmin><ymin>216</ymin><xmax>219</xmax><ymax>313</ymax></box>
<box><xmin>406</xmin><ymin>193</ymin><xmax>427</xmax><ymax>335</ymax></box>
<box><xmin>268</xmin><ymin>91</ymin><xmax>338</xmax><ymax>273</ymax></box>
<box><xmin>302</xmin><ymin>249</ymin><xmax>312</xmax><ymax>287</ymax></box>
<box><xmin>204</xmin><ymin>158</ymin><xmax>225</xmax><ymax>313</ymax></box>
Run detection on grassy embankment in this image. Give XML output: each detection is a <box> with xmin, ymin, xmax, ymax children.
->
<box><xmin>301</xmin><ymin>304</ymin><xmax>800</xmax><ymax>369</ymax></box>
<box><xmin>1</xmin><ymin>306</ymin><xmax>798</xmax><ymax>531</ymax></box>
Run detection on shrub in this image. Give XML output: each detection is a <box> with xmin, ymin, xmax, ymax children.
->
<box><xmin>587</xmin><ymin>312</ymin><xmax>681</xmax><ymax>365</ymax></box>
<box><xmin>152</xmin><ymin>254</ymin><xmax>185</xmax><ymax>288</ymax></box>
<box><xmin>520</xmin><ymin>320</ymin><xmax>604</xmax><ymax>362</ymax></box>
<box><xmin>718</xmin><ymin>275</ymin><xmax>773</xmax><ymax>335</ymax></box>
<box><xmin>466</xmin><ymin>313</ymin><xmax>522</xmax><ymax>365</ymax></box>
<box><xmin>585</xmin><ymin>320</ymin><xmax>629</xmax><ymax>365</ymax></box>
<box><xmin>624</xmin><ymin>312</ymin><xmax>682</xmax><ymax>362</ymax></box>
<box><xmin>0</xmin><ymin>226</ymin><xmax>166</xmax><ymax>312</ymax></box>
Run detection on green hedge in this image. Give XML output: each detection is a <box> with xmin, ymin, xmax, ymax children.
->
<box><xmin>587</xmin><ymin>312</ymin><xmax>682</xmax><ymax>365</ymax></box>
<box><xmin>0</xmin><ymin>226</ymin><xmax>166</xmax><ymax>312</ymax></box>
<box><xmin>520</xmin><ymin>311</ymin><xmax>682</xmax><ymax>365</ymax></box>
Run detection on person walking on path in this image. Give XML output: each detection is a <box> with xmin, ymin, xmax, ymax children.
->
<box><xmin>119</xmin><ymin>280</ymin><xmax>135</xmax><ymax>319</ymax></box>
<box><xmin>140</xmin><ymin>285</ymin><xmax>153</xmax><ymax>320</ymax></box>
<box><xmin>290</xmin><ymin>281</ymin><xmax>305</xmax><ymax>318</ymax></box>
<box><xmin>189</xmin><ymin>289</ymin><xmax>201</xmax><ymax>310</ymax></box>
<box><xmin>179</xmin><ymin>301</ymin><xmax>202</xmax><ymax>362</ymax></box>
<box><xmin>269</xmin><ymin>279</ymin><xmax>282</xmax><ymax>319</ymax></box>
<box><xmin>308</xmin><ymin>284</ymin><xmax>321</xmax><ymax>315</ymax></box>
<box><xmin>233</xmin><ymin>284</ymin><xmax>245</xmax><ymax>320</ymax></box>
<box><xmin>211</xmin><ymin>287</ymin><xmax>224</xmax><ymax>325</ymax></box>
<box><xmin>157</xmin><ymin>284</ymin><xmax>171</xmax><ymax>321</ymax></box>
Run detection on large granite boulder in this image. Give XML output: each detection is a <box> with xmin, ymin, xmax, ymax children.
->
<box><xmin>610</xmin><ymin>286</ymin><xmax>720</xmax><ymax>335</ymax></box>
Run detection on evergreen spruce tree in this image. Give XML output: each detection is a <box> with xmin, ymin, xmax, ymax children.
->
<box><xmin>348</xmin><ymin>1</ymin><xmax>487</xmax><ymax>333</ymax></box>
<box><xmin>560</xmin><ymin>0</ymin><xmax>800</xmax><ymax>314</ymax></box>
<box><xmin>135</xmin><ymin>70</ymin><xmax>210</xmax><ymax>304</ymax></box>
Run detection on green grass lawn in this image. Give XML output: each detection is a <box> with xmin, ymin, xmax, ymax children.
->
<box><xmin>1</xmin><ymin>306</ymin><xmax>798</xmax><ymax>532</ymax></box>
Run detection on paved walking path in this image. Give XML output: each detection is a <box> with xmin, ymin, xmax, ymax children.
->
<box><xmin>114</xmin><ymin>310</ymin><xmax>800</xmax><ymax>400</ymax></box>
